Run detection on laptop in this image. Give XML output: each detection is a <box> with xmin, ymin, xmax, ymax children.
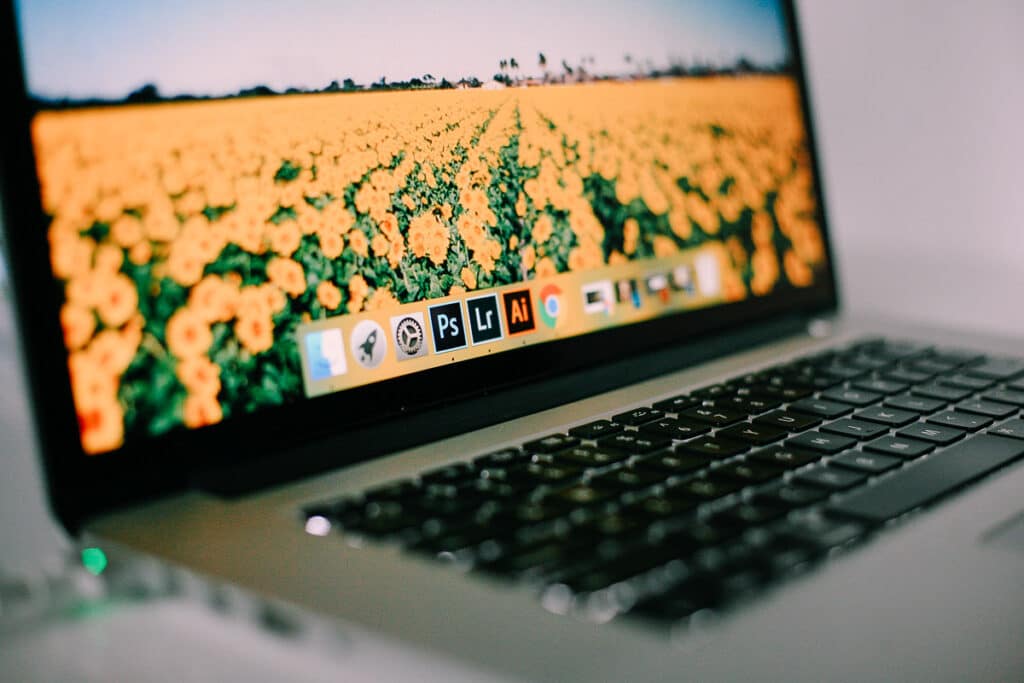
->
<box><xmin>4</xmin><ymin>0</ymin><xmax>1024</xmax><ymax>679</ymax></box>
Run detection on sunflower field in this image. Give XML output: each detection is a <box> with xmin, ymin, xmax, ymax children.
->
<box><xmin>31</xmin><ymin>75</ymin><xmax>825</xmax><ymax>453</ymax></box>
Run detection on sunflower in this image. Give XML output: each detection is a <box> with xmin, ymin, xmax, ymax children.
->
<box><xmin>182</xmin><ymin>393</ymin><xmax>223</xmax><ymax>428</ymax></box>
<box><xmin>316</xmin><ymin>281</ymin><xmax>342</xmax><ymax>310</ymax></box>
<box><xmin>165</xmin><ymin>307</ymin><xmax>213</xmax><ymax>358</ymax></box>
<box><xmin>176</xmin><ymin>356</ymin><xmax>221</xmax><ymax>397</ymax></box>
<box><xmin>266</xmin><ymin>257</ymin><xmax>306</xmax><ymax>297</ymax></box>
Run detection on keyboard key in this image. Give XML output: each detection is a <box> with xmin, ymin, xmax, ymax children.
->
<box><xmin>828</xmin><ymin>435</ymin><xmax>1024</xmax><ymax>524</ymax></box>
<box><xmin>639</xmin><ymin>418</ymin><xmax>710</xmax><ymax>440</ymax></box>
<box><xmin>864</xmin><ymin>435</ymin><xmax>934</xmax><ymax>459</ymax></box>
<box><xmin>597</xmin><ymin>432</ymin><xmax>671</xmax><ymax>454</ymax></box>
<box><xmin>651</xmin><ymin>395</ymin><xmax>700</xmax><ymax>412</ymax></box>
<box><xmin>568</xmin><ymin>420</ymin><xmax>623</xmax><ymax>440</ymax></box>
<box><xmin>752</xmin><ymin>383</ymin><xmax>813</xmax><ymax>401</ymax></box>
<box><xmin>937</xmin><ymin>374</ymin><xmax>992</xmax><ymax>391</ymax></box>
<box><xmin>982</xmin><ymin>389</ymin><xmax>1024</xmax><ymax>407</ymax></box>
<box><xmin>749</xmin><ymin>446</ymin><xmax>821</xmax><ymax>469</ymax></box>
<box><xmin>956</xmin><ymin>399</ymin><xmax>1017</xmax><ymax>418</ymax></box>
<box><xmin>754</xmin><ymin>483</ymin><xmax>828</xmax><ymax>509</ymax></box>
<box><xmin>897</xmin><ymin>423</ymin><xmax>965</xmax><ymax>445</ymax></box>
<box><xmin>480</xmin><ymin>540</ymin><xmax>577</xmax><ymax>576</ymax></box>
<box><xmin>965</xmin><ymin>358</ymin><xmax>1024</xmax><ymax>381</ymax></box>
<box><xmin>843</xmin><ymin>354</ymin><xmax>891</xmax><ymax>372</ymax></box>
<box><xmin>990</xmin><ymin>419</ymin><xmax>1024</xmax><ymax>440</ymax></box>
<box><xmin>412</xmin><ymin>520</ymin><xmax>503</xmax><ymax>554</ymax></box>
<box><xmin>522</xmin><ymin>462</ymin><xmax>584</xmax><ymax>484</ymax></box>
<box><xmin>831</xmin><ymin>451</ymin><xmax>902</xmax><ymax>474</ymax></box>
<box><xmin>852</xmin><ymin>378</ymin><xmax>908</xmax><ymax>395</ymax></box>
<box><xmin>820</xmin><ymin>387</ymin><xmax>882</xmax><ymax>407</ymax></box>
<box><xmin>523</xmin><ymin>434</ymin><xmax>580</xmax><ymax>453</ymax></box>
<box><xmin>670</xmin><ymin>477</ymin><xmax>743</xmax><ymax>501</ymax></box>
<box><xmin>363</xmin><ymin>479</ymin><xmax>421</xmax><ymax>501</ymax></box>
<box><xmin>787</xmin><ymin>431</ymin><xmax>857</xmax><ymax>454</ymax></box>
<box><xmin>415</xmin><ymin>492</ymin><xmax>484</xmax><ymax>518</ymax></box>
<box><xmin>908</xmin><ymin>358</ymin><xmax>958</xmax><ymax>375</ymax></box>
<box><xmin>911</xmin><ymin>383</ymin><xmax>971</xmax><ymax>403</ymax></box>
<box><xmin>711</xmin><ymin>462</ymin><xmax>785</xmax><ymax>485</ymax></box>
<box><xmin>817</xmin><ymin>362</ymin><xmax>867</xmax><ymax>380</ymax></box>
<box><xmin>788</xmin><ymin>398</ymin><xmax>854</xmax><ymax>419</ymax></box>
<box><xmin>353</xmin><ymin>501</ymin><xmax>422</xmax><ymax>537</ymax></box>
<box><xmin>728</xmin><ymin>372</ymin><xmax>770</xmax><ymax>388</ymax></box>
<box><xmin>929</xmin><ymin>349</ymin><xmax>984</xmax><ymax>366</ymax></box>
<box><xmin>871</xmin><ymin>340</ymin><xmax>930</xmax><ymax>360</ymax></box>
<box><xmin>576</xmin><ymin>510</ymin><xmax>653</xmax><ymax>538</ymax></box>
<box><xmin>563</xmin><ymin>546</ymin><xmax>681</xmax><ymax>594</ymax></box>
<box><xmin>820</xmin><ymin>418</ymin><xmax>888</xmax><ymax>440</ymax></box>
<box><xmin>715</xmin><ymin>502</ymin><xmax>786</xmax><ymax>526</ymax></box>
<box><xmin>692</xmin><ymin>384</ymin><xmax>732</xmax><ymax>399</ymax></box>
<box><xmin>420</xmin><ymin>463</ymin><xmax>475</xmax><ymax>485</ymax></box>
<box><xmin>779</xmin><ymin>517</ymin><xmax>864</xmax><ymax>550</ymax></box>
<box><xmin>754</xmin><ymin>410</ymin><xmax>821</xmax><ymax>431</ymax></box>
<box><xmin>591</xmin><ymin>467</ymin><xmax>664</xmax><ymax>491</ymax></box>
<box><xmin>551</xmin><ymin>483</ymin><xmax>617</xmax><ymax>506</ymax></box>
<box><xmin>927</xmin><ymin>411</ymin><xmax>993</xmax><ymax>432</ymax></box>
<box><xmin>473</xmin><ymin>448</ymin><xmax>525</xmax><ymax>468</ymax></box>
<box><xmin>676</xmin><ymin>436</ymin><xmax>748</xmax><ymax>459</ymax></box>
<box><xmin>510</xmin><ymin>501</ymin><xmax>572</xmax><ymax>524</ymax></box>
<box><xmin>722</xmin><ymin>394</ymin><xmax>782</xmax><ymax>412</ymax></box>
<box><xmin>855</xmin><ymin>405</ymin><xmax>919</xmax><ymax>427</ymax></box>
<box><xmin>612</xmin><ymin>407</ymin><xmax>664</xmax><ymax>426</ymax></box>
<box><xmin>636</xmin><ymin>451</ymin><xmax>707</xmax><ymax>476</ymax></box>
<box><xmin>470</xmin><ymin>478</ymin><xmax>528</xmax><ymax>499</ymax></box>
<box><xmin>885</xmin><ymin>394</ymin><xmax>944</xmax><ymax>414</ymax></box>
<box><xmin>717</xmin><ymin>422</ymin><xmax>787</xmax><ymax>445</ymax></box>
<box><xmin>679</xmin><ymin>406</ymin><xmax>746</xmax><ymax>427</ymax></box>
<box><xmin>882</xmin><ymin>368</ymin><xmax>932</xmax><ymax>384</ymax></box>
<box><xmin>554</xmin><ymin>445</ymin><xmax>629</xmax><ymax>468</ymax></box>
<box><xmin>1008</xmin><ymin>378</ymin><xmax>1024</xmax><ymax>392</ymax></box>
<box><xmin>793</xmin><ymin>466</ymin><xmax>866</xmax><ymax>491</ymax></box>
<box><xmin>627</xmin><ymin>494</ymin><xmax>698</xmax><ymax>519</ymax></box>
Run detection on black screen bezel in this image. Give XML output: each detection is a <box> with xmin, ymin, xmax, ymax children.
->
<box><xmin>0</xmin><ymin>0</ymin><xmax>839</xmax><ymax>531</ymax></box>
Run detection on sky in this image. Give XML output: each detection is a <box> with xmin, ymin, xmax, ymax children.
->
<box><xmin>16</xmin><ymin>0</ymin><xmax>789</xmax><ymax>100</ymax></box>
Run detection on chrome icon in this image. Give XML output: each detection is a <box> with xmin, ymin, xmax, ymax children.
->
<box><xmin>538</xmin><ymin>284</ymin><xmax>562</xmax><ymax>328</ymax></box>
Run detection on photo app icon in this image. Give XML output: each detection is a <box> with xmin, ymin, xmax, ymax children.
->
<box><xmin>429</xmin><ymin>301</ymin><xmax>468</xmax><ymax>352</ymax></box>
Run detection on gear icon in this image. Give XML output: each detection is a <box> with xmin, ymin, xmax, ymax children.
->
<box><xmin>395</xmin><ymin>316</ymin><xmax>424</xmax><ymax>357</ymax></box>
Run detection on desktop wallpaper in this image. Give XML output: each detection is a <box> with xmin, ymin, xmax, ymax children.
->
<box><xmin>17</xmin><ymin>0</ymin><xmax>826</xmax><ymax>453</ymax></box>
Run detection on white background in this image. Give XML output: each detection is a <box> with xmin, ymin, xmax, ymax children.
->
<box><xmin>798</xmin><ymin>0</ymin><xmax>1023</xmax><ymax>338</ymax></box>
<box><xmin>1</xmin><ymin>1</ymin><xmax>1022</xmax><ymax>678</ymax></box>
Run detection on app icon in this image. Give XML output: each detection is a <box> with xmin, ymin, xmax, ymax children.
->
<box><xmin>645</xmin><ymin>273</ymin><xmax>671</xmax><ymax>303</ymax></box>
<box><xmin>537</xmin><ymin>284</ymin><xmax>563</xmax><ymax>328</ymax></box>
<box><xmin>695</xmin><ymin>252</ymin><xmax>722</xmax><ymax>297</ymax></box>
<box><xmin>671</xmin><ymin>264</ymin><xmax>697</xmax><ymax>295</ymax></box>
<box><xmin>428</xmin><ymin>301</ymin><xmax>468</xmax><ymax>352</ymax></box>
<box><xmin>615</xmin><ymin>279</ymin><xmax>641</xmax><ymax>309</ymax></box>
<box><xmin>305</xmin><ymin>329</ymin><xmax>347</xmax><ymax>381</ymax></box>
<box><xmin>466</xmin><ymin>294</ymin><xmax>504</xmax><ymax>345</ymax></box>
<box><xmin>581</xmin><ymin>281</ymin><xmax>614</xmax><ymax>315</ymax></box>
<box><xmin>390</xmin><ymin>312</ymin><xmax>427</xmax><ymax>361</ymax></box>
<box><xmin>502</xmin><ymin>289</ymin><xmax>536</xmax><ymax>335</ymax></box>
<box><xmin>350</xmin><ymin>319</ymin><xmax>387</xmax><ymax>368</ymax></box>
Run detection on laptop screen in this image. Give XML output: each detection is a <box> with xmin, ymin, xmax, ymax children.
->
<box><xmin>14</xmin><ymin>0</ymin><xmax>827</xmax><ymax>455</ymax></box>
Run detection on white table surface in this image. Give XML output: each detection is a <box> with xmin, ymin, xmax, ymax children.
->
<box><xmin>1</xmin><ymin>1</ymin><xmax>1022</xmax><ymax>679</ymax></box>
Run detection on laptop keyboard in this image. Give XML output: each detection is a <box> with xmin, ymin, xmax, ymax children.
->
<box><xmin>302</xmin><ymin>338</ymin><xmax>1024</xmax><ymax>626</ymax></box>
